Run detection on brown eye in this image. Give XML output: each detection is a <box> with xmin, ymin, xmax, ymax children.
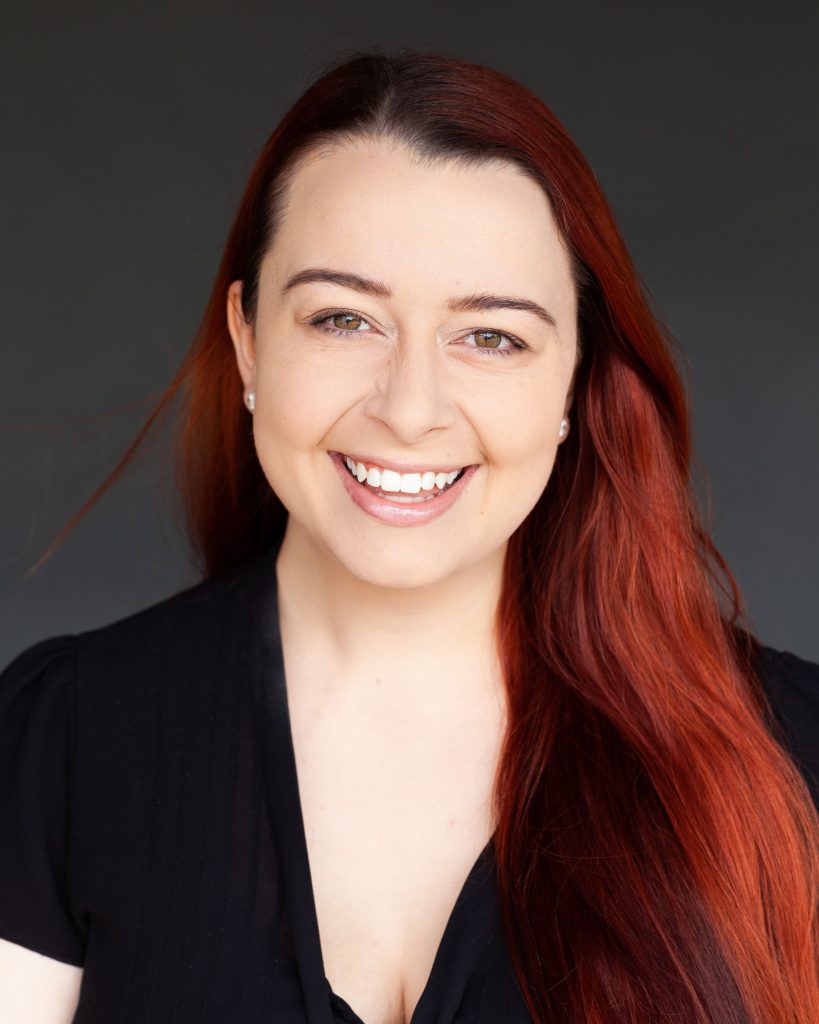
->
<box><xmin>331</xmin><ymin>313</ymin><xmax>364</xmax><ymax>331</ymax></box>
<box><xmin>474</xmin><ymin>331</ymin><xmax>503</xmax><ymax>349</ymax></box>
<box><xmin>459</xmin><ymin>328</ymin><xmax>526</xmax><ymax>357</ymax></box>
<box><xmin>309</xmin><ymin>310</ymin><xmax>375</xmax><ymax>337</ymax></box>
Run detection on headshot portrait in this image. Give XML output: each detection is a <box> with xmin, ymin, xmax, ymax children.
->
<box><xmin>1</xmin><ymin>5</ymin><xmax>816</xmax><ymax>1023</ymax></box>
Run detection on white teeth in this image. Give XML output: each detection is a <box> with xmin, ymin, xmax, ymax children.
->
<box><xmin>399</xmin><ymin>473</ymin><xmax>422</xmax><ymax>494</ymax></box>
<box><xmin>380</xmin><ymin>469</ymin><xmax>402</xmax><ymax>493</ymax></box>
<box><xmin>341</xmin><ymin>454</ymin><xmax>464</xmax><ymax>496</ymax></box>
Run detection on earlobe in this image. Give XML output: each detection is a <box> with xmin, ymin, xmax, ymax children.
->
<box><xmin>558</xmin><ymin>381</ymin><xmax>574</xmax><ymax>444</ymax></box>
<box><xmin>226</xmin><ymin>280</ymin><xmax>256</xmax><ymax>383</ymax></box>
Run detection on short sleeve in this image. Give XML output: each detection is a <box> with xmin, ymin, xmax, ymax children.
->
<box><xmin>0</xmin><ymin>635</ymin><xmax>87</xmax><ymax>966</ymax></box>
<box><xmin>755</xmin><ymin>644</ymin><xmax>819</xmax><ymax>811</ymax></box>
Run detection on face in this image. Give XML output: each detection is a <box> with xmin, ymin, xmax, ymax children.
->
<box><xmin>227</xmin><ymin>137</ymin><xmax>578</xmax><ymax>590</ymax></box>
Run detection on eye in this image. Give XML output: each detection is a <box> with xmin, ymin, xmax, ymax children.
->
<box><xmin>308</xmin><ymin>310</ymin><xmax>527</xmax><ymax>359</ymax></box>
<box><xmin>308</xmin><ymin>309</ymin><xmax>373</xmax><ymax>336</ymax></box>
<box><xmin>460</xmin><ymin>329</ymin><xmax>527</xmax><ymax>358</ymax></box>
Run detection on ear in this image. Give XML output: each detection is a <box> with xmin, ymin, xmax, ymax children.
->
<box><xmin>226</xmin><ymin>280</ymin><xmax>256</xmax><ymax>389</ymax></box>
<box><xmin>562</xmin><ymin>360</ymin><xmax>577</xmax><ymax>420</ymax></box>
<box><xmin>557</xmin><ymin>364</ymin><xmax>577</xmax><ymax>445</ymax></box>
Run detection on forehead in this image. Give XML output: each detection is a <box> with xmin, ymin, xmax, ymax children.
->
<box><xmin>264</xmin><ymin>138</ymin><xmax>575</xmax><ymax>306</ymax></box>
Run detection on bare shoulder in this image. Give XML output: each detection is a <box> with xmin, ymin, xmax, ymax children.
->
<box><xmin>0</xmin><ymin>937</ymin><xmax>83</xmax><ymax>1023</ymax></box>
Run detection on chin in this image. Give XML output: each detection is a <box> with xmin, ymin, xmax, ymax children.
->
<box><xmin>333</xmin><ymin>546</ymin><xmax>461</xmax><ymax>592</ymax></box>
<box><xmin>327</xmin><ymin>525</ymin><xmax>507</xmax><ymax>593</ymax></box>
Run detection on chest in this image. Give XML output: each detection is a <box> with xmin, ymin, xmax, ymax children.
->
<box><xmin>287</xmin><ymin>683</ymin><xmax>506</xmax><ymax>1024</ymax></box>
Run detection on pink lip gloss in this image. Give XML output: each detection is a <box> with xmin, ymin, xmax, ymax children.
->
<box><xmin>329</xmin><ymin>451</ymin><xmax>478</xmax><ymax>527</ymax></box>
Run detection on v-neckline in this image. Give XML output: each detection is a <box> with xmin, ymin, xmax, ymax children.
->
<box><xmin>243</xmin><ymin>546</ymin><xmax>500</xmax><ymax>1024</ymax></box>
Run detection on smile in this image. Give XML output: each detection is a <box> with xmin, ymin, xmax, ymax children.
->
<box><xmin>328</xmin><ymin>451</ymin><xmax>477</xmax><ymax>527</ymax></box>
<box><xmin>340</xmin><ymin>454</ymin><xmax>464</xmax><ymax>503</ymax></box>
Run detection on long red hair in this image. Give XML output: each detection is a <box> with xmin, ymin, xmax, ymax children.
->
<box><xmin>30</xmin><ymin>48</ymin><xmax>818</xmax><ymax>1022</ymax></box>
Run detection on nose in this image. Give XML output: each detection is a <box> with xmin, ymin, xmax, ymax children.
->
<box><xmin>362</xmin><ymin>331</ymin><xmax>455</xmax><ymax>444</ymax></box>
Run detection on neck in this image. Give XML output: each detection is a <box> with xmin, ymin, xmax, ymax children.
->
<box><xmin>274</xmin><ymin>517</ymin><xmax>507</xmax><ymax>709</ymax></box>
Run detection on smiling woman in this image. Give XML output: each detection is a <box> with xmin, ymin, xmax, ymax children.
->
<box><xmin>224</xmin><ymin>143</ymin><xmax>577</xmax><ymax>577</ymax></box>
<box><xmin>1</xmin><ymin>48</ymin><xmax>818</xmax><ymax>1024</ymax></box>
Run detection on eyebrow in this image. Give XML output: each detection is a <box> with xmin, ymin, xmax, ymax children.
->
<box><xmin>281</xmin><ymin>267</ymin><xmax>557</xmax><ymax>329</ymax></box>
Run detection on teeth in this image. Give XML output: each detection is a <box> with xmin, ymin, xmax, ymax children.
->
<box><xmin>380</xmin><ymin>469</ymin><xmax>402</xmax><ymax>493</ymax></box>
<box><xmin>399</xmin><ymin>473</ymin><xmax>422</xmax><ymax>494</ymax></box>
<box><xmin>379</xmin><ymin>492</ymin><xmax>435</xmax><ymax>503</ymax></box>
<box><xmin>341</xmin><ymin>454</ymin><xmax>464</xmax><ymax>495</ymax></box>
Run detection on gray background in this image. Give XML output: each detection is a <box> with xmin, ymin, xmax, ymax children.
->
<box><xmin>1</xmin><ymin>1</ymin><xmax>817</xmax><ymax>666</ymax></box>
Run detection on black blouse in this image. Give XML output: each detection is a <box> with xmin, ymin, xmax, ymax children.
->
<box><xmin>0</xmin><ymin>542</ymin><xmax>817</xmax><ymax>1024</ymax></box>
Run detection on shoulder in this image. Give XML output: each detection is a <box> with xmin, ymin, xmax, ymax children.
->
<box><xmin>0</xmin><ymin>633</ymin><xmax>77</xmax><ymax>702</ymax></box>
<box><xmin>0</xmin><ymin>635</ymin><xmax>77</xmax><ymax>772</ymax></box>
<box><xmin>753</xmin><ymin>642</ymin><xmax>819</xmax><ymax>735</ymax></box>
<box><xmin>0</xmin><ymin>573</ymin><xmax>228</xmax><ymax>803</ymax></box>
<box><xmin>0</xmin><ymin>549</ymin><xmax>275</xmax><ymax>966</ymax></box>
<box><xmin>76</xmin><ymin>559</ymin><xmax>239</xmax><ymax>660</ymax></box>
<box><xmin>0</xmin><ymin>548</ymin><xmax>271</xmax><ymax>720</ymax></box>
<box><xmin>752</xmin><ymin>641</ymin><xmax>819</xmax><ymax>806</ymax></box>
<box><xmin>0</xmin><ymin>640</ymin><xmax>82</xmax><ymax>963</ymax></box>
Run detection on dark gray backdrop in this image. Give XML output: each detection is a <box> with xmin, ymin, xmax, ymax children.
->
<box><xmin>2</xmin><ymin>1</ymin><xmax>817</xmax><ymax>666</ymax></box>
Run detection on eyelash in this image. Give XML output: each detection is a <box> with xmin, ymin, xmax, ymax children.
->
<box><xmin>307</xmin><ymin>308</ymin><xmax>528</xmax><ymax>358</ymax></box>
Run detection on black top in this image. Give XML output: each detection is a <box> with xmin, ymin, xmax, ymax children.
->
<box><xmin>0</xmin><ymin>543</ymin><xmax>817</xmax><ymax>1024</ymax></box>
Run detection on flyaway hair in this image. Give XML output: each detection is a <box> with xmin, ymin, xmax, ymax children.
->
<box><xmin>32</xmin><ymin>48</ymin><xmax>819</xmax><ymax>1023</ymax></box>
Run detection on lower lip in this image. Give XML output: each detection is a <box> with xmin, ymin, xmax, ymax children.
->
<box><xmin>329</xmin><ymin>452</ymin><xmax>478</xmax><ymax>527</ymax></box>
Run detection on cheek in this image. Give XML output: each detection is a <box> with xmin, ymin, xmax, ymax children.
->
<box><xmin>470</xmin><ymin>371</ymin><xmax>567</xmax><ymax>519</ymax></box>
<box><xmin>255</xmin><ymin>348</ymin><xmax>357</xmax><ymax>451</ymax></box>
<box><xmin>478</xmin><ymin>374</ymin><xmax>563</xmax><ymax>469</ymax></box>
<box><xmin>489</xmin><ymin>425</ymin><xmax>558</xmax><ymax>516</ymax></box>
<box><xmin>249</xmin><ymin>346</ymin><xmax>365</xmax><ymax>511</ymax></box>
<box><xmin>248</xmin><ymin>353</ymin><xmax>316</xmax><ymax>506</ymax></box>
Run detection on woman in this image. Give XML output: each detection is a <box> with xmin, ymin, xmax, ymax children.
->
<box><xmin>0</xmin><ymin>49</ymin><xmax>816</xmax><ymax>1024</ymax></box>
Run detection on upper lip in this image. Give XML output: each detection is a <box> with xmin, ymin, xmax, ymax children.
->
<box><xmin>332</xmin><ymin>451</ymin><xmax>471</xmax><ymax>475</ymax></box>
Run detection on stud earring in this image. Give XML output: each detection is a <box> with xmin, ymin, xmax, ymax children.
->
<box><xmin>558</xmin><ymin>417</ymin><xmax>569</xmax><ymax>439</ymax></box>
<box><xmin>244</xmin><ymin>390</ymin><xmax>255</xmax><ymax>412</ymax></box>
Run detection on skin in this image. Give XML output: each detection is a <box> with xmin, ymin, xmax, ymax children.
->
<box><xmin>225</xmin><ymin>137</ymin><xmax>580</xmax><ymax>1023</ymax></box>
<box><xmin>0</xmin><ymin>937</ymin><xmax>82</xmax><ymax>1022</ymax></box>
<box><xmin>226</xmin><ymin>136</ymin><xmax>578</xmax><ymax>707</ymax></box>
<box><xmin>0</xmin><ymin>138</ymin><xmax>580</xmax><ymax>1024</ymax></box>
